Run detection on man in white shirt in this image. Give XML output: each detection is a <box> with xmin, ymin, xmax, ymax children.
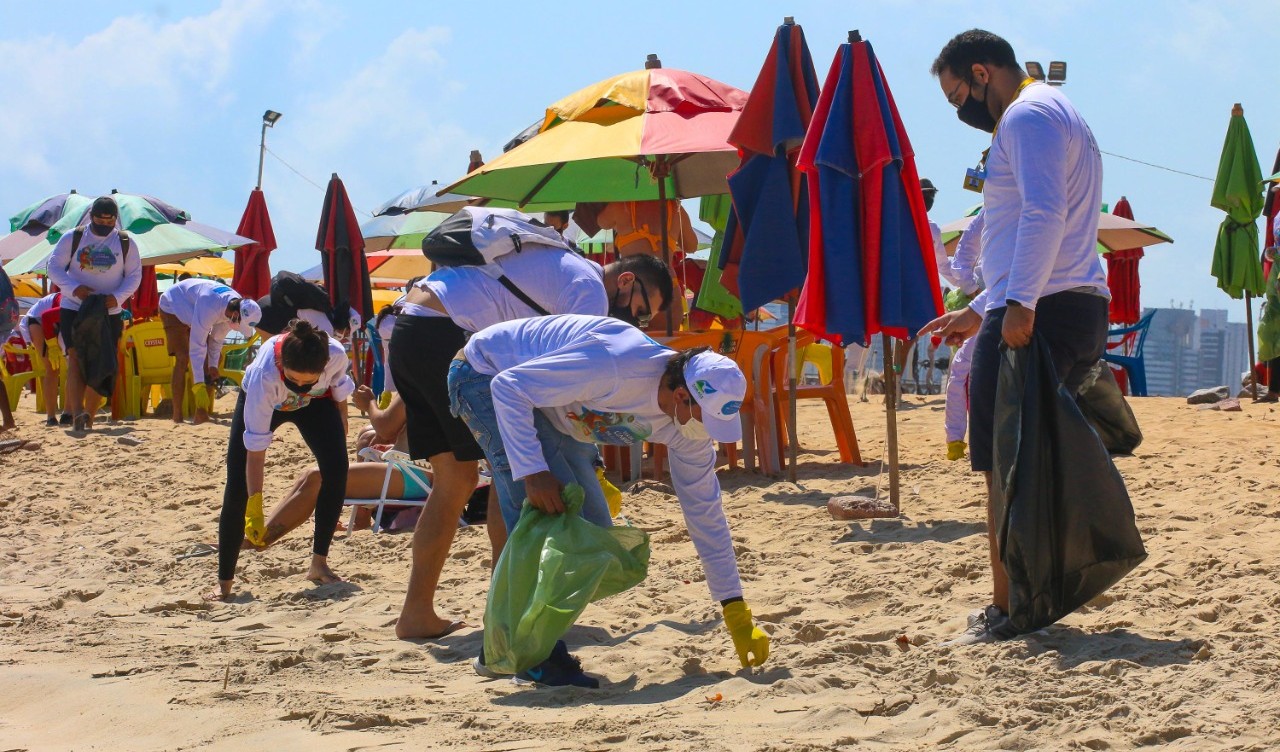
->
<box><xmin>920</xmin><ymin>29</ymin><xmax>1111</xmax><ymax>643</ymax></box>
<box><xmin>450</xmin><ymin>314</ymin><xmax>769</xmax><ymax>687</ymax></box>
<box><xmin>158</xmin><ymin>279</ymin><xmax>261</xmax><ymax>425</ymax></box>
<box><xmin>393</xmin><ymin>251</ymin><xmax>673</xmax><ymax>640</ymax></box>
<box><xmin>46</xmin><ymin>196</ymin><xmax>143</xmax><ymax>431</ymax></box>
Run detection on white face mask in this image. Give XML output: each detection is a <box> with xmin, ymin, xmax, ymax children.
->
<box><xmin>674</xmin><ymin>395</ymin><xmax>711</xmax><ymax>442</ymax></box>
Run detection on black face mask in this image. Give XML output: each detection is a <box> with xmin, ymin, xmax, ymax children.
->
<box><xmin>923</xmin><ymin>193</ymin><xmax>936</xmax><ymax>212</ymax></box>
<box><xmin>956</xmin><ymin>79</ymin><xmax>997</xmax><ymax>133</ymax></box>
<box><xmin>89</xmin><ymin>222</ymin><xmax>113</xmax><ymax>237</ymax></box>
<box><xmin>609</xmin><ymin>302</ymin><xmax>640</xmax><ymax>327</ymax></box>
<box><xmin>282</xmin><ymin>376</ymin><xmax>317</xmax><ymax>394</ymax></box>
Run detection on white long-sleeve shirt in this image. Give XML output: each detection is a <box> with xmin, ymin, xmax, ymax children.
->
<box><xmin>46</xmin><ymin>226</ymin><xmax>142</xmax><ymax>314</ymax></box>
<box><xmin>931</xmin><ymin>220</ymin><xmax>968</xmax><ymax>292</ymax></box>
<box><xmin>951</xmin><ymin>211</ymin><xmax>985</xmax><ymax>297</ymax></box>
<box><xmin>239</xmin><ymin>334</ymin><xmax>354</xmax><ymax>452</ymax></box>
<box><xmin>401</xmin><ymin>247</ymin><xmax>607</xmax><ymax>332</ymax></box>
<box><xmin>969</xmin><ymin>83</ymin><xmax>1108</xmax><ymax>314</ymax></box>
<box><xmin>159</xmin><ymin>279</ymin><xmax>250</xmax><ymax>383</ymax></box>
<box><xmin>464</xmin><ymin>314</ymin><xmax>743</xmax><ymax>602</ymax></box>
<box><xmin>19</xmin><ymin>293</ymin><xmax>59</xmax><ymax>345</ymax></box>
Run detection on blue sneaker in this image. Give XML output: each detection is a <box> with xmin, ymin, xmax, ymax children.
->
<box><xmin>516</xmin><ymin>641</ymin><xmax>599</xmax><ymax>688</ymax></box>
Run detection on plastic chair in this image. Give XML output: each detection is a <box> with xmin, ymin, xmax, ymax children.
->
<box><xmin>218</xmin><ymin>333</ymin><xmax>259</xmax><ymax>387</ymax></box>
<box><xmin>1102</xmin><ymin>311</ymin><xmax>1154</xmax><ymax>397</ymax></box>
<box><xmin>772</xmin><ymin>333</ymin><xmax>862</xmax><ymax>465</ymax></box>
<box><xmin>343</xmin><ymin>447</ymin><xmax>434</xmax><ymax>533</ymax></box>
<box><xmin>3</xmin><ymin>340</ymin><xmax>42</xmax><ymax>412</ymax></box>
<box><xmin>0</xmin><ymin>345</ymin><xmax>38</xmax><ymax>412</ymax></box>
<box><xmin>120</xmin><ymin>320</ymin><xmax>175</xmax><ymax>418</ymax></box>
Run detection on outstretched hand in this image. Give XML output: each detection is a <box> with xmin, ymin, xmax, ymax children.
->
<box><xmin>917</xmin><ymin>307</ymin><xmax>982</xmax><ymax>347</ymax></box>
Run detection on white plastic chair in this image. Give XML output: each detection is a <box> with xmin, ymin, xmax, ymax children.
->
<box><xmin>342</xmin><ymin>447</ymin><xmax>433</xmax><ymax>533</ymax></box>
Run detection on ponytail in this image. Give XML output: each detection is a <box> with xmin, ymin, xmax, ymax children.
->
<box><xmin>281</xmin><ymin>319</ymin><xmax>329</xmax><ymax>373</ymax></box>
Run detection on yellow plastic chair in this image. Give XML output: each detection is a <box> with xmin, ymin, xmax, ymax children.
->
<box><xmin>1</xmin><ymin>344</ymin><xmax>38</xmax><ymax>412</ymax></box>
<box><xmin>44</xmin><ymin>339</ymin><xmax>69</xmax><ymax>414</ymax></box>
<box><xmin>794</xmin><ymin>343</ymin><xmax>834</xmax><ymax>384</ymax></box>
<box><xmin>120</xmin><ymin>320</ymin><xmax>175</xmax><ymax>418</ymax></box>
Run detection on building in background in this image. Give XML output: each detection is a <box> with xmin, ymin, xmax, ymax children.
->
<box><xmin>1141</xmin><ymin>307</ymin><xmax>1251</xmax><ymax>396</ymax></box>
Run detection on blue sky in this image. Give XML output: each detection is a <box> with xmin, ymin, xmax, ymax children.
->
<box><xmin>3</xmin><ymin>0</ymin><xmax>1277</xmax><ymax>320</ymax></box>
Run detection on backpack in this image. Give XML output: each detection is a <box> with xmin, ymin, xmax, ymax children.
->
<box><xmin>421</xmin><ymin>208</ymin><xmax>574</xmax><ymax>315</ymax></box>
<box><xmin>269</xmin><ymin>270</ymin><xmax>333</xmax><ymax>314</ymax></box>
<box><xmin>64</xmin><ymin>226</ymin><xmax>130</xmax><ymax>273</ymax></box>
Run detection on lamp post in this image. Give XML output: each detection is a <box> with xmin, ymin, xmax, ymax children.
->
<box><xmin>256</xmin><ymin>109</ymin><xmax>283</xmax><ymax>190</ymax></box>
<box><xmin>1024</xmin><ymin>60</ymin><xmax>1067</xmax><ymax>86</ymax></box>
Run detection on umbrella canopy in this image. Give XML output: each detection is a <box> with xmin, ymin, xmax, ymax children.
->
<box><xmin>1210</xmin><ymin>106</ymin><xmax>1265</xmax><ymax>300</ymax></box>
<box><xmin>360</xmin><ymin>211</ymin><xmax>449</xmax><ymax>253</ymax></box>
<box><xmin>719</xmin><ymin>20</ymin><xmax>820</xmax><ymax>315</ymax></box>
<box><xmin>940</xmin><ymin>208</ymin><xmax>1173</xmax><ymax>255</ymax></box>
<box><xmin>10</xmin><ymin>275</ymin><xmax>42</xmax><ymax>297</ymax></box>
<box><xmin>4</xmin><ymin>192</ymin><xmax>255</xmax><ymax>275</ymax></box>
<box><xmin>316</xmin><ymin>174</ymin><xmax>373</xmax><ymax>323</ymax></box>
<box><xmin>371</xmin><ymin>183</ymin><xmax>478</xmax><ymax>216</ymax></box>
<box><xmin>1106</xmin><ymin>198</ymin><xmax>1145</xmax><ymax>325</ymax></box>
<box><xmin>371</xmin><ymin>288</ymin><xmax>402</xmax><ymax>311</ymax></box>
<box><xmin>231</xmin><ymin>189</ymin><xmax>277</xmax><ymax>300</ymax></box>
<box><xmin>365</xmin><ymin>249</ymin><xmax>433</xmax><ymax>283</ymax></box>
<box><xmin>2</xmin><ymin>192</ymin><xmax>95</xmax><ymax>262</ymax></box>
<box><xmin>442</xmin><ymin>66</ymin><xmax>748</xmax><ymax>206</ymax></box>
<box><xmin>156</xmin><ymin>255</ymin><xmax>236</xmax><ymax>278</ymax></box>
<box><xmin>794</xmin><ymin>36</ymin><xmax>942</xmax><ymax>346</ymax></box>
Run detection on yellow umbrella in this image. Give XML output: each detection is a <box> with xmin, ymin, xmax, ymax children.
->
<box><xmin>11</xmin><ymin>275</ymin><xmax>42</xmax><ymax>296</ymax></box>
<box><xmin>371</xmin><ymin>288</ymin><xmax>402</xmax><ymax>312</ymax></box>
<box><xmin>155</xmin><ymin>256</ymin><xmax>235</xmax><ymax>278</ymax></box>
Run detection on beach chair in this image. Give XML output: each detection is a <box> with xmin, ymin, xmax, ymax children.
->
<box><xmin>772</xmin><ymin>333</ymin><xmax>862</xmax><ymax>465</ymax></box>
<box><xmin>217</xmin><ymin>333</ymin><xmax>259</xmax><ymax>387</ymax></box>
<box><xmin>120</xmin><ymin>320</ymin><xmax>175</xmax><ymax>418</ymax></box>
<box><xmin>0</xmin><ymin>345</ymin><xmax>38</xmax><ymax>412</ymax></box>
<box><xmin>342</xmin><ymin>447</ymin><xmax>433</xmax><ymax>533</ymax></box>
<box><xmin>1103</xmin><ymin>311</ymin><xmax>1154</xmax><ymax>397</ymax></box>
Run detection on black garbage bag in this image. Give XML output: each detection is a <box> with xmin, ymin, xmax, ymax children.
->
<box><xmin>72</xmin><ymin>294</ymin><xmax>118</xmax><ymax>397</ymax></box>
<box><xmin>992</xmin><ymin>336</ymin><xmax>1147</xmax><ymax>634</ymax></box>
<box><xmin>1076</xmin><ymin>360</ymin><xmax>1143</xmax><ymax>455</ymax></box>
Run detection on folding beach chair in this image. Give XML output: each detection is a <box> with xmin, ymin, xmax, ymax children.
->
<box><xmin>342</xmin><ymin>446</ymin><xmax>433</xmax><ymax>534</ymax></box>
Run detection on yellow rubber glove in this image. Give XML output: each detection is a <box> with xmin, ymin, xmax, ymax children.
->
<box><xmin>946</xmin><ymin>440</ymin><xmax>967</xmax><ymax>461</ymax></box>
<box><xmin>192</xmin><ymin>385</ymin><xmax>212</xmax><ymax>411</ymax></box>
<box><xmin>244</xmin><ymin>492</ymin><xmax>267</xmax><ymax>546</ymax></box>
<box><xmin>378</xmin><ymin>391</ymin><xmax>393</xmax><ymax>410</ymax></box>
<box><xmin>723</xmin><ymin>600</ymin><xmax>770</xmax><ymax>667</ymax></box>
<box><xmin>597</xmin><ymin>466</ymin><xmax>623</xmax><ymax>517</ymax></box>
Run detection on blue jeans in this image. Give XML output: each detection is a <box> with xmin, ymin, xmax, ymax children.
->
<box><xmin>448</xmin><ymin>359</ymin><xmax>611</xmax><ymax>533</ymax></box>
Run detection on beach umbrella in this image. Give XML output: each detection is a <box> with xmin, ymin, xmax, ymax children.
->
<box><xmin>371</xmin><ymin>183</ymin><xmax>479</xmax><ymax>217</ymax></box>
<box><xmin>1210</xmin><ymin>104</ymin><xmax>1265</xmax><ymax>397</ymax></box>
<box><xmin>720</xmin><ymin>18</ymin><xmax>820</xmax><ymax>482</ymax></box>
<box><xmin>1</xmin><ymin>192</ymin><xmax>94</xmax><ymax>262</ymax></box>
<box><xmin>365</xmin><ymin>249</ymin><xmax>433</xmax><ymax>283</ymax></box>
<box><xmin>129</xmin><ymin>267</ymin><xmax>161</xmax><ymax>319</ymax></box>
<box><xmin>4</xmin><ymin>192</ymin><xmax>254</xmax><ymax>275</ymax></box>
<box><xmin>1106</xmin><ymin>198</ymin><xmax>1145</xmax><ymax>325</ymax></box>
<box><xmin>360</xmin><ymin>211</ymin><xmax>449</xmax><ymax>253</ymax></box>
<box><xmin>231</xmin><ymin>189</ymin><xmax>277</xmax><ymax>300</ymax></box>
<box><xmin>441</xmin><ymin>59</ymin><xmax>746</xmax><ymax>333</ymax></box>
<box><xmin>795</xmin><ymin>31</ymin><xmax>943</xmax><ymax>514</ymax></box>
<box><xmin>940</xmin><ymin>208</ymin><xmax>1173</xmax><ymax>255</ymax></box>
<box><xmin>316</xmin><ymin>173</ymin><xmax>373</xmax><ymax>324</ymax></box>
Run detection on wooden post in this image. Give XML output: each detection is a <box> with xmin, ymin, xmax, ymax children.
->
<box><xmin>787</xmin><ymin>296</ymin><xmax>798</xmax><ymax>483</ymax></box>
<box><xmin>882</xmin><ymin>334</ymin><xmax>900</xmax><ymax>513</ymax></box>
<box><xmin>1247</xmin><ymin>292</ymin><xmax>1259</xmax><ymax>400</ymax></box>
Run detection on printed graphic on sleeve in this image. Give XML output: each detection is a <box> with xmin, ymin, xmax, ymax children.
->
<box><xmin>77</xmin><ymin>243</ymin><xmax>117</xmax><ymax>272</ymax></box>
<box><xmin>564</xmin><ymin>407</ymin><xmax>651</xmax><ymax>445</ymax></box>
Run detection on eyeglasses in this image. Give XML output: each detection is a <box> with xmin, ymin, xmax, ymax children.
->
<box><xmin>945</xmin><ymin>79</ymin><xmax>967</xmax><ymax>109</ymax></box>
<box><xmin>633</xmin><ymin>277</ymin><xmax>653</xmax><ymax>328</ymax></box>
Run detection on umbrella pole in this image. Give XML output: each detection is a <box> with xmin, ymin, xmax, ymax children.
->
<box><xmin>1246</xmin><ymin>293</ymin><xmax>1259</xmax><ymax>400</ymax></box>
<box><xmin>656</xmin><ymin>160</ymin><xmax>674</xmax><ymax>337</ymax></box>
<box><xmin>787</xmin><ymin>296</ymin><xmax>798</xmax><ymax>483</ymax></box>
<box><xmin>882</xmin><ymin>334</ymin><xmax>901</xmax><ymax>513</ymax></box>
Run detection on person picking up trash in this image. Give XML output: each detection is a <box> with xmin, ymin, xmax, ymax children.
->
<box><xmin>449</xmin><ymin>313</ymin><xmax>770</xmax><ymax>687</ymax></box>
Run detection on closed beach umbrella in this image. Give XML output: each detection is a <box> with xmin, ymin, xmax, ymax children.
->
<box><xmin>231</xmin><ymin>189</ymin><xmax>277</xmax><ymax>300</ymax></box>
<box><xmin>1106</xmin><ymin>198</ymin><xmax>1144</xmax><ymax>325</ymax></box>
<box><xmin>1210</xmin><ymin>104</ymin><xmax>1264</xmax><ymax>300</ymax></box>
<box><xmin>315</xmin><ymin>173</ymin><xmax>373</xmax><ymax>323</ymax></box>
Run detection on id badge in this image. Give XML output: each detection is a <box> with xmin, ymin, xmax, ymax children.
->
<box><xmin>963</xmin><ymin>166</ymin><xmax>986</xmax><ymax>193</ymax></box>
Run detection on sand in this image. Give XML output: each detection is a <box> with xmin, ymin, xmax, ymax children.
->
<box><xmin>2</xmin><ymin>390</ymin><xmax>1279</xmax><ymax>751</ymax></box>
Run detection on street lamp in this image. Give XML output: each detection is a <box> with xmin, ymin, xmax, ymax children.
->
<box><xmin>1024</xmin><ymin>60</ymin><xmax>1067</xmax><ymax>86</ymax></box>
<box><xmin>256</xmin><ymin>109</ymin><xmax>283</xmax><ymax>190</ymax></box>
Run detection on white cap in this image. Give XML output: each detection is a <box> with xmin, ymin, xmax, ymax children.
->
<box><xmin>238</xmin><ymin>298</ymin><xmax>262</xmax><ymax>328</ymax></box>
<box><xmin>684</xmin><ymin>351</ymin><xmax>746</xmax><ymax>443</ymax></box>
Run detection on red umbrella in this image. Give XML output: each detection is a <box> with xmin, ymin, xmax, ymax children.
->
<box><xmin>128</xmin><ymin>266</ymin><xmax>160</xmax><ymax>319</ymax></box>
<box><xmin>1106</xmin><ymin>197</ymin><xmax>1143</xmax><ymax>325</ymax></box>
<box><xmin>1264</xmin><ymin>147</ymin><xmax>1280</xmax><ymax>280</ymax></box>
<box><xmin>315</xmin><ymin>174</ymin><xmax>373</xmax><ymax>323</ymax></box>
<box><xmin>231</xmin><ymin>189</ymin><xmax>277</xmax><ymax>300</ymax></box>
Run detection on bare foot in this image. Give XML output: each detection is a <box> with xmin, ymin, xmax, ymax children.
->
<box><xmin>306</xmin><ymin>557</ymin><xmax>342</xmax><ymax>585</ymax></box>
<box><xmin>0</xmin><ymin>422</ymin><xmax>15</xmax><ymax>434</ymax></box>
<box><xmin>204</xmin><ymin>580</ymin><xmax>233</xmax><ymax>602</ymax></box>
<box><xmin>193</xmin><ymin>411</ymin><xmax>210</xmax><ymax>425</ymax></box>
<box><xmin>171</xmin><ymin>417</ymin><xmax>185</xmax><ymax>425</ymax></box>
<box><xmin>396</xmin><ymin>605</ymin><xmax>468</xmax><ymax>639</ymax></box>
<box><xmin>239</xmin><ymin>537</ymin><xmax>266</xmax><ymax>552</ymax></box>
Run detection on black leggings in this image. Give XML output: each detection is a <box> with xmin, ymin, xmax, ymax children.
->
<box><xmin>218</xmin><ymin>391</ymin><xmax>348</xmax><ymax>581</ymax></box>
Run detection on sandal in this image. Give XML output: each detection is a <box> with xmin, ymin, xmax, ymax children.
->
<box><xmin>72</xmin><ymin>413</ymin><xmax>92</xmax><ymax>432</ymax></box>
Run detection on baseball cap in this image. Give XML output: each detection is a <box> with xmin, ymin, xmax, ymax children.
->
<box><xmin>90</xmin><ymin>196</ymin><xmax>119</xmax><ymax>217</ymax></box>
<box><xmin>919</xmin><ymin>178</ymin><xmax>938</xmax><ymax>194</ymax></box>
<box><xmin>238</xmin><ymin>298</ymin><xmax>262</xmax><ymax>328</ymax></box>
<box><xmin>683</xmin><ymin>351</ymin><xmax>746</xmax><ymax>443</ymax></box>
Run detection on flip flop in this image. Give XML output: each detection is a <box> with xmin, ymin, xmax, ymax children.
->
<box><xmin>178</xmin><ymin>543</ymin><xmax>218</xmax><ymax>561</ymax></box>
<box><xmin>422</xmin><ymin>620</ymin><xmax>468</xmax><ymax>640</ymax></box>
<box><xmin>72</xmin><ymin>413</ymin><xmax>91</xmax><ymax>432</ymax></box>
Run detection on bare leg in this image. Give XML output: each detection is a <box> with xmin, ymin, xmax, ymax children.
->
<box><xmin>985</xmin><ymin>471</ymin><xmax>1009</xmax><ymax>611</ymax></box>
<box><xmin>66</xmin><ymin>349</ymin><xmax>85</xmax><ymax>420</ymax></box>
<box><xmin>396</xmin><ymin>453</ymin><xmax>478</xmax><ymax>639</ymax></box>
<box><xmin>485</xmin><ymin>483</ymin><xmax>507</xmax><ymax>566</ymax></box>
<box><xmin>83</xmin><ymin>387</ymin><xmax>104</xmax><ymax>428</ymax></box>
<box><xmin>259</xmin><ymin>464</ymin><xmax>410</xmax><ymax>547</ymax></box>
<box><xmin>0</xmin><ymin>389</ymin><xmax>14</xmax><ymax>432</ymax></box>
<box><xmin>31</xmin><ymin>329</ymin><xmax>58</xmax><ymax>421</ymax></box>
<box><xmin>170</xmin><ymin>357</ymin><xmax>187</xmax><ymax>424</ymax></box>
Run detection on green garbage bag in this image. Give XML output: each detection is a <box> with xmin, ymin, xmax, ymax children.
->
<box><xmin>483</xmin><ymin>484</ymin><xmax>650</xmax><ymax>675</ymax></box>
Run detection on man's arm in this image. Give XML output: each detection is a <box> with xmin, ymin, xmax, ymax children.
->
<box><xmin>46</xmin><ymin>233</ymin><xmax>77</xmax><ymax>295</ymax></box>
<box><xmin>655</xmin><ymin>426</ymin><xmax>744</xmax><ymax>602</ymax></box>
<box><xmin>1002</xmin><ymin>104</ymin><xmax>1070</xmax><ymax>310</ymax></box>
<box><xmin>111</xmin><ymin>236</ymin><xmax>143</xmax><ymax>306</ymax></box>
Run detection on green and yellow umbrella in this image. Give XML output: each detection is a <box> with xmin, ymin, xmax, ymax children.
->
<box><xmin>1209</xmin><ymin>104</ymin><xmax>1265</xmax><ymax>300</ymax></box>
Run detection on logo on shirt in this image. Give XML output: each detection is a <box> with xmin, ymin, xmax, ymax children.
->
<box><xmin>76</xmin><ymin>244</ymin><xmax>117</xmax><ymax>271</ymax></box>
<box><xmin>564</xmin><ymin>407</ymin><xmax>651</xmax><ymax>445</ymax></box>
<box><xmin>274</xmin><ymin>392</ymin><xmax>315</xmax><ymax>412</ymax></box>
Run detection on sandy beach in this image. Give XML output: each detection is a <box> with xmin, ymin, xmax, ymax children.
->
<box><xmin>2</xmin><ymin>391</ymin><xmax>1278</xmax><ymax>751</ymax></box>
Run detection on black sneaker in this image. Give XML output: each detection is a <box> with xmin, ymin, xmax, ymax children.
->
<box><xmin>516</xmin><ymin>641</ymin><xmax>598</xmax><ymax>688</ymax></box>
<box><xmin>943</xmin><ymin>605</ymin><xmax>1019</xmax><ymax>646</ymax></box>
<box><xmin>45</xmin><ymin>416</ymin><xmax>58</xmax><ymax>427</ymax></box>
<box><xmin>58</xmin><ymin>413</ymin><xmax>72</xmax><ymax>426</ymax></box>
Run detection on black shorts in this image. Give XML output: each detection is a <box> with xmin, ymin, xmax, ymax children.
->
<box><xmin>59</xmin><ymin>308</ymin><xmax>124</xmax><ymax>352</ymax></box>
<box><xmin>969</xmin><ymin>290</ymin><xmax>1109</xmax><ymax>472</ymax></box>
<box><xmin>389</xmin><ymin>314</ymin><xmax>484</xmax><ymax>462</ymax></box>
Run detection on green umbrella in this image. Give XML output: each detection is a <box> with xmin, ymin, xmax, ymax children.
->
<box><xmin>1209</xmin><ymin>105</ymin><xmax>1265</xmax><ymax>300</ymax></box>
